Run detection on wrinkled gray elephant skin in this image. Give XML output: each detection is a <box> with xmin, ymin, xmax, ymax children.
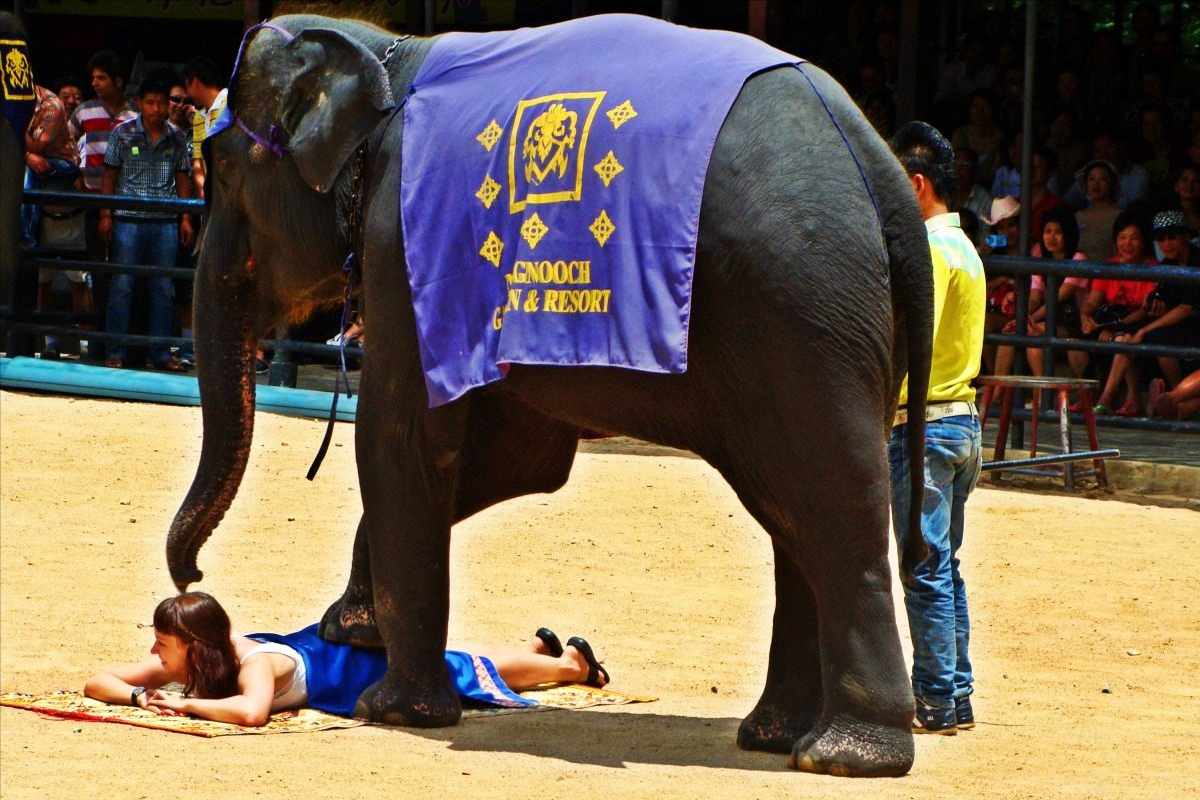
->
<box><xmin>166</xmin><ymin>14</ymin><xmax>933</xmax><ymax>778</ymax></box>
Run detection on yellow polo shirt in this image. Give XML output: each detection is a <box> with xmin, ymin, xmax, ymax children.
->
<box><xmin>898</xmin><ymin>212</ymin><xmax>987</xmax><ymax>406</ymax></box>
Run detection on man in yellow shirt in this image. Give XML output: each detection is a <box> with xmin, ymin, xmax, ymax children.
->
<box><xmin>888</xmin><ymin>121</ymin><xmax>987</xmax><ymax>736</ymax></box>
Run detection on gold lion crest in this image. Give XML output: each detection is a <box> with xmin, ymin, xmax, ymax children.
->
<box><xmin>522</xmin><ymin>103</ymin><xmax>577</xmax><ymax>185</ymax></box>
<box><xmin>1</xmin><ymin>40</ymin><xmax>34</xmax><ymax>100</ymax></box>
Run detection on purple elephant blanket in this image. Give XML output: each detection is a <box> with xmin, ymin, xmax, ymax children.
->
<box><xmin>401</xmin><ymin>14</ymin><xmax>797</xmax><ymax>406</ymax></box>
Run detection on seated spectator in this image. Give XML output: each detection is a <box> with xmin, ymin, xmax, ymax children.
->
<box><xmin>951</xmin><ymin>88</ymin><xmax>1004</xmax><ymax>186</ymax></box>
<box><xmin>1074</xmin><ymin>159</ymin><xmax>1123</xmax><ymax>262</ymax></box>
<box><xmin>1166</xmin><ymin>160</ymin><xmax>1200</xmax><ymax>241</ymax></box>
<box><xmin>1043</xmin><ymin>105</ymin><xmax>1089</xmax><ymax>196</ymax></box>
<box><xmin>1128</xmin><ymin>211</ymin><xmax>1200</xmax><ymax>392</ymax></box>
<box><xmin>1131</xmin><ymin>103</ymin><xmax>1180</xmax><ymax>205</ymax></box>
<box><xmin>1149</xmin><ymin>367</ymin><xmax>1200</xmax><ymax>420</ymax></box>
<box><xmin>1063</xmin><ymin>130</ymin><xmax>1151</xmax><ymax>210</ymax></box>
<box><xmin>1081</xmin><ymin>211</ymin><xmax>1158</xmax><ymax>415</ymax></box>
<box><xmin>953</xmin><ymin>146</ymin><xmax>992</xmax><ymax>240</ymax></box>
<box><xmin>994</xmin><ymin>207</ymin><xmax>1091</xmax><ymax>379</ymax></box>
<box><xmin>958</xmin><ymin>207</ymin><xmax>981</xmax><ymax>249</ymax></box>
<box><xmin>978</xmin><ymin>196</ymin><xmax>1021</xmax><ymax>374</ymax></box>
<box><xmin>989</xmin><ymin>129</ymin><xmax>1022</xmax><ymax>198</ymax></box>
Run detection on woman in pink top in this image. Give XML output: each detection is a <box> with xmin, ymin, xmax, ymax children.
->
<box><xmin>994</xmin><ymin>207</ymin><xmax>1092</xmax><ymax>378</ymax></box>
<box><xmin>1080</xmin><ymin>211</ymin><xmax>1158</xmax><ymax>415</ymax></box>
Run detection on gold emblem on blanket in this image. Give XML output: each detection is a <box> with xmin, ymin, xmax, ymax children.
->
<box><xmin>592</xmin><ymin>151</ymin><xmax>623</xmax><ymax>188</ymax></box>
<box><xmin>520</xmin><ymin>213</ymin><xmax>550</xmax><ymax>249</ymax></box>
<box><xmin>479</xmin><ymin>231</ymin><xmax>504</xmax><ymax>267</ymax></box>
<box><xmin>1</xmin><ymin>40</ymin><xmax>34</xmax><ymax>100</ymax></box>
<box><xmin>589</xmin><ymin>210</ymin><xmax>615</xmax><ymax>247</ymax></box>
<box><xmin>476</xmin><ymin>119</ymin><xmax>504</xmax><ymax>152</ymax></box>
<box><xmin>508</xmin><ymin>92</ymin><xmax>605</xmax><ymax>213</ymax></box>
<box><xmin>476</xmin><ymin>175</ymin><xmax>501</xmax><ymax>209</ymax></box>
<box><xmin>605</xmin><ymin>100</ymin><xmax>637</xmax><ymax>129</ymax></box>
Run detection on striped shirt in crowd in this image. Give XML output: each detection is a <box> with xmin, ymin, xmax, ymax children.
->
<box><xmin>104</xmin><ymin>117</ymin><xmax>192</xmax><ymax>220</ymax></box>
<box><xmin>69</xmin><ymin>98</ymin><xmax>136</xmax><ymax>192</ymax></box>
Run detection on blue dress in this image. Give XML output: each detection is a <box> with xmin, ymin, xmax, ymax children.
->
<box><xmin>248</xmin><ymin>624</ymin><xmax>535</xmax><ymax>717</ymax></box>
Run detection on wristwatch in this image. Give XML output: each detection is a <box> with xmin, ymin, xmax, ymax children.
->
<box><xmin>131</xmin><ymin>686</ymin><xmax>147</xmax><ymax>707</ymax></box>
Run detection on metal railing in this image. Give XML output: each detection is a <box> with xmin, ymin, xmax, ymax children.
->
<box><xmin>981</xmin><ymin>254</ymin><xmax>1200</xmax><ymax>435</ymax></box>
<box><xmin>5</xmin><ymin>191</ymin><xmax>1199</xmax><ymax>435</ymax></box>
<box><xmin>2</xmin><ymin>189</ymin><xmax>361</xmax><ymax>385</ymax></box>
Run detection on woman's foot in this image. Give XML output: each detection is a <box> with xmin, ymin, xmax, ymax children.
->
<box><xmin>532</xmin><ymin>627</ymin><xmax>563</xmax><ymax>658</ymax></box>
<box><xmin>566</xmin><ymin>636</ymin><xmax>610</xmax><ymax>688</ymax></box>
<box><xmin>1147</xmin><ymin>379</ymin><xmax>1166</xmax><ymax>419</ymax></box>
<box><xmin>1114</xmin><ymin>398</ymin><xmax>1143</xmax><ymax>417</ymax></box>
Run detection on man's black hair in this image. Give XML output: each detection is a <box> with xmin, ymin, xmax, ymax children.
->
<box><xmin>182</xmin><ymin>57</ymin><xmax>223</xmax><ymax>89</ymax></box>
<box><xmin>86</xmin><ymin>49</ymin><xmax>126</xmax><ymax>85</ymax></box>
<box><xmin>51</xmin><ymin>75</ymin><xmax>83</xmax><ymax>94</ymax></box>
<box><xmin>139</xmin><ymin>67</ymin><xmax>178</xmax><ymax>100</ymax></box>
<box><xmin>890</xmin><ymin>120</ymin><xmax>957</xmax><ymax>204</ymax></box>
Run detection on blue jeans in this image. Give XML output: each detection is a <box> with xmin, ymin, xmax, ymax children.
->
<box><xmin>888</xmin><ymin>415</ymin><xmax>982</xmax><ymax>707</ymax></box>
<box><xmin>106</xmin><ymin>219</ymin><xmax>178</xmax><ymax>364</ymax></box>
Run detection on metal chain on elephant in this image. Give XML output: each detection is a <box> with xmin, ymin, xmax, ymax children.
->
<box><xmin>306</xmin><ymin>35</ymin><xmax>412</xmax><ymax>482</ymax></box>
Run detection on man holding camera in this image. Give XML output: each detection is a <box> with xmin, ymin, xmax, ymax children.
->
<box><xmin>887</xmin><ymin>121</ymin><xmax>987</xmax><ymax>736</ymax></box>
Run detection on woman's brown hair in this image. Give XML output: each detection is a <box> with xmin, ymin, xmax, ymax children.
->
<box><xmin>153</xmin><ymin>592</ymin><xmax>239</xmax><ymax>699</ymax></box>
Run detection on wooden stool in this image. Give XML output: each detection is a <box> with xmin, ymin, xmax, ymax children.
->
<box><xmin>976</xmin><ymin>375</ymin><xmax>1109</xmax><ymax>491</ymax></box>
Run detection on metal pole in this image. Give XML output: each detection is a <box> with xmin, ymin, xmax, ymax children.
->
<box><xmin>1010</xmin><ymin>0</ymin><xmax>1038</xmax><ymax>451</ymax></box>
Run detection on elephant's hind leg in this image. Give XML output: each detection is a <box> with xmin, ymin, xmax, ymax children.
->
<box><xmin>737</xmin><ymin>543</ymin><xmax>823</xmax><ymax>753</ymax></box>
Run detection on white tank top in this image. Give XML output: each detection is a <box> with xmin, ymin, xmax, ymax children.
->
<box><xmin>240</xmin><ymin>640</ymin><xmax>309</xmax><ymax>711</ymax></box>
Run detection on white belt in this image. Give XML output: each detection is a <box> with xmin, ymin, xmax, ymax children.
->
<box><xmin>893</xmin><ymin>400</ymin><xmax>977</xmax><ymax>427</ymax></box>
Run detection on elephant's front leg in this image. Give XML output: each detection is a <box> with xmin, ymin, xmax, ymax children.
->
<box><xmin>737</xmin><ymin>543</ymin><xmax>823</xmax><ymax>753</ymax></box>
<box><xmin>320</xmin><ymin>516</ymin><xmax>382</xmax><ymax>647</ymax></box>
<box><xmin>351</xmin><ymin>387</ymin><xmax>468</xmax><ymax>727</ymax></box>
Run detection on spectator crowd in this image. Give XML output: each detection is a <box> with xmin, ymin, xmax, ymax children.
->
<box><xmin>830</xmin><ymin>1</ymin><xmax>1199</xmax><ymax>420</ymax></box>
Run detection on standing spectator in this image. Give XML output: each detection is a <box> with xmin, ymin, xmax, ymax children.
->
<box><xmin>99</xmin><ymin>68</ymin><xmax>194</xmax><ymax>371</ymax></box>
<box><xmin>69</xmin><ymin>50</ymin><xmax>136</xmax><ymax>361</ymax></box>
<box><xmin>1074</xmin><ymin>160</ymin><xmax>1123</xmax><ymax>262</ymax></box>
<box><xmin>989</xmin><ymin>130</ymin><xmax>1023</xmax><ymax>199</ymax></box>
<box><xmin>24</xmin><ymin>83</ymin><xmax>87</xmax><ymax>360</ymax></box>
<box><xmin>167</xmin><ymin>78</ymin><xmax>196</xmax><ymax>135</ymax></box>
<box><xmin>887</xmin><ymin>121</ymin><xmax>987</xmax><ymax>736</ymax></box>
<box><xmin>182</xmin><ymin>57</ymin><xmax>227</xmax><ymax>202</ymax></box>
<box><xmin>70</xmin><ymin>51</ymin><xmax>136</xmax><ymax>196</ymax></box>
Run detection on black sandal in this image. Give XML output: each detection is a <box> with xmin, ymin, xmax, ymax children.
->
<box><xmin>534</xmin><ymin>627</ymin><xmax>564</xmax><ymax>658</ymax></box>
<box><xmin>566</xmin><ymin>636</ymin><xmax>610</xmax><ymax>688</ymax></box>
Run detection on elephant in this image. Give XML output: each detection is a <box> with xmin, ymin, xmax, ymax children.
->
<box><xmin>167</xmin><ymin>13</ymin><xmax>934</xmax><ymax>778</ymax></box>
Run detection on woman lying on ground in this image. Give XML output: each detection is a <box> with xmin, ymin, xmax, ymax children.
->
<box><xmin>84</xmin><ymin>592</ymin><xmax>609</xmax><ymax>726</ymax></box>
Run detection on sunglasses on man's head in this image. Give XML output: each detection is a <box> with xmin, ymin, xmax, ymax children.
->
<box><xmin>170</xmin><ymin>95</ymin><xmax>189</xmax><ymax>104</ymax></box>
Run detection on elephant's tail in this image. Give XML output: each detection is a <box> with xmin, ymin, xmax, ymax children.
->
<box><xmin>887</xmin><ymin>203</ymin><xmax>934</xmax><ymax>584</ymax></box>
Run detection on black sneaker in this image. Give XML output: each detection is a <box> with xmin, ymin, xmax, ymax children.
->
<box><xmin>955</xmin><ymin>696</ymin><xmax>975</xmax><ymax>730</ymax></box>
<box><xmin>913</xmin><ymin>696</ymin><xmax>957</xmax><ymax>735</ymax></box>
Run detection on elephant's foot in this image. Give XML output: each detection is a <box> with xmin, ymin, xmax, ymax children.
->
<box><xmin>319</xmin><ymin>595</ymin><xmax>382</xmax><ymax>647</ymax></box>
<box><xmin>737</xmin><ymin>699</ymin><xmax>819</xmax><ymax>754</ymax></box>
<box><xmin>787</xmin><ymin>717</ymin><xmax>914</xmax><ymax>778</ymax></box>
<box><xmin>354</xmin><ymin>675</ymin><xmax>462</xmax><ymax>728</ymax></box>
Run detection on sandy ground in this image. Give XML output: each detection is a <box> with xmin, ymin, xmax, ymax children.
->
<box><xmin>1</xmin><ymin>390</ymin><xmax>1197</xmax><ymax>800</ymax></box>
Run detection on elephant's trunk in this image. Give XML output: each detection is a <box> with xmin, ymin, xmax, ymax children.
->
<box><xmin>167</xmin><ymin>239</ymin><xmax>259</xmax><ymax>591</ymax></box>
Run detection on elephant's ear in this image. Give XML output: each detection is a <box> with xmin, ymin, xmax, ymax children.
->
<box><xmin>283</xmin><ymin>28</ymin><xmax>394</xmax><ymax>193</ymax></box>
